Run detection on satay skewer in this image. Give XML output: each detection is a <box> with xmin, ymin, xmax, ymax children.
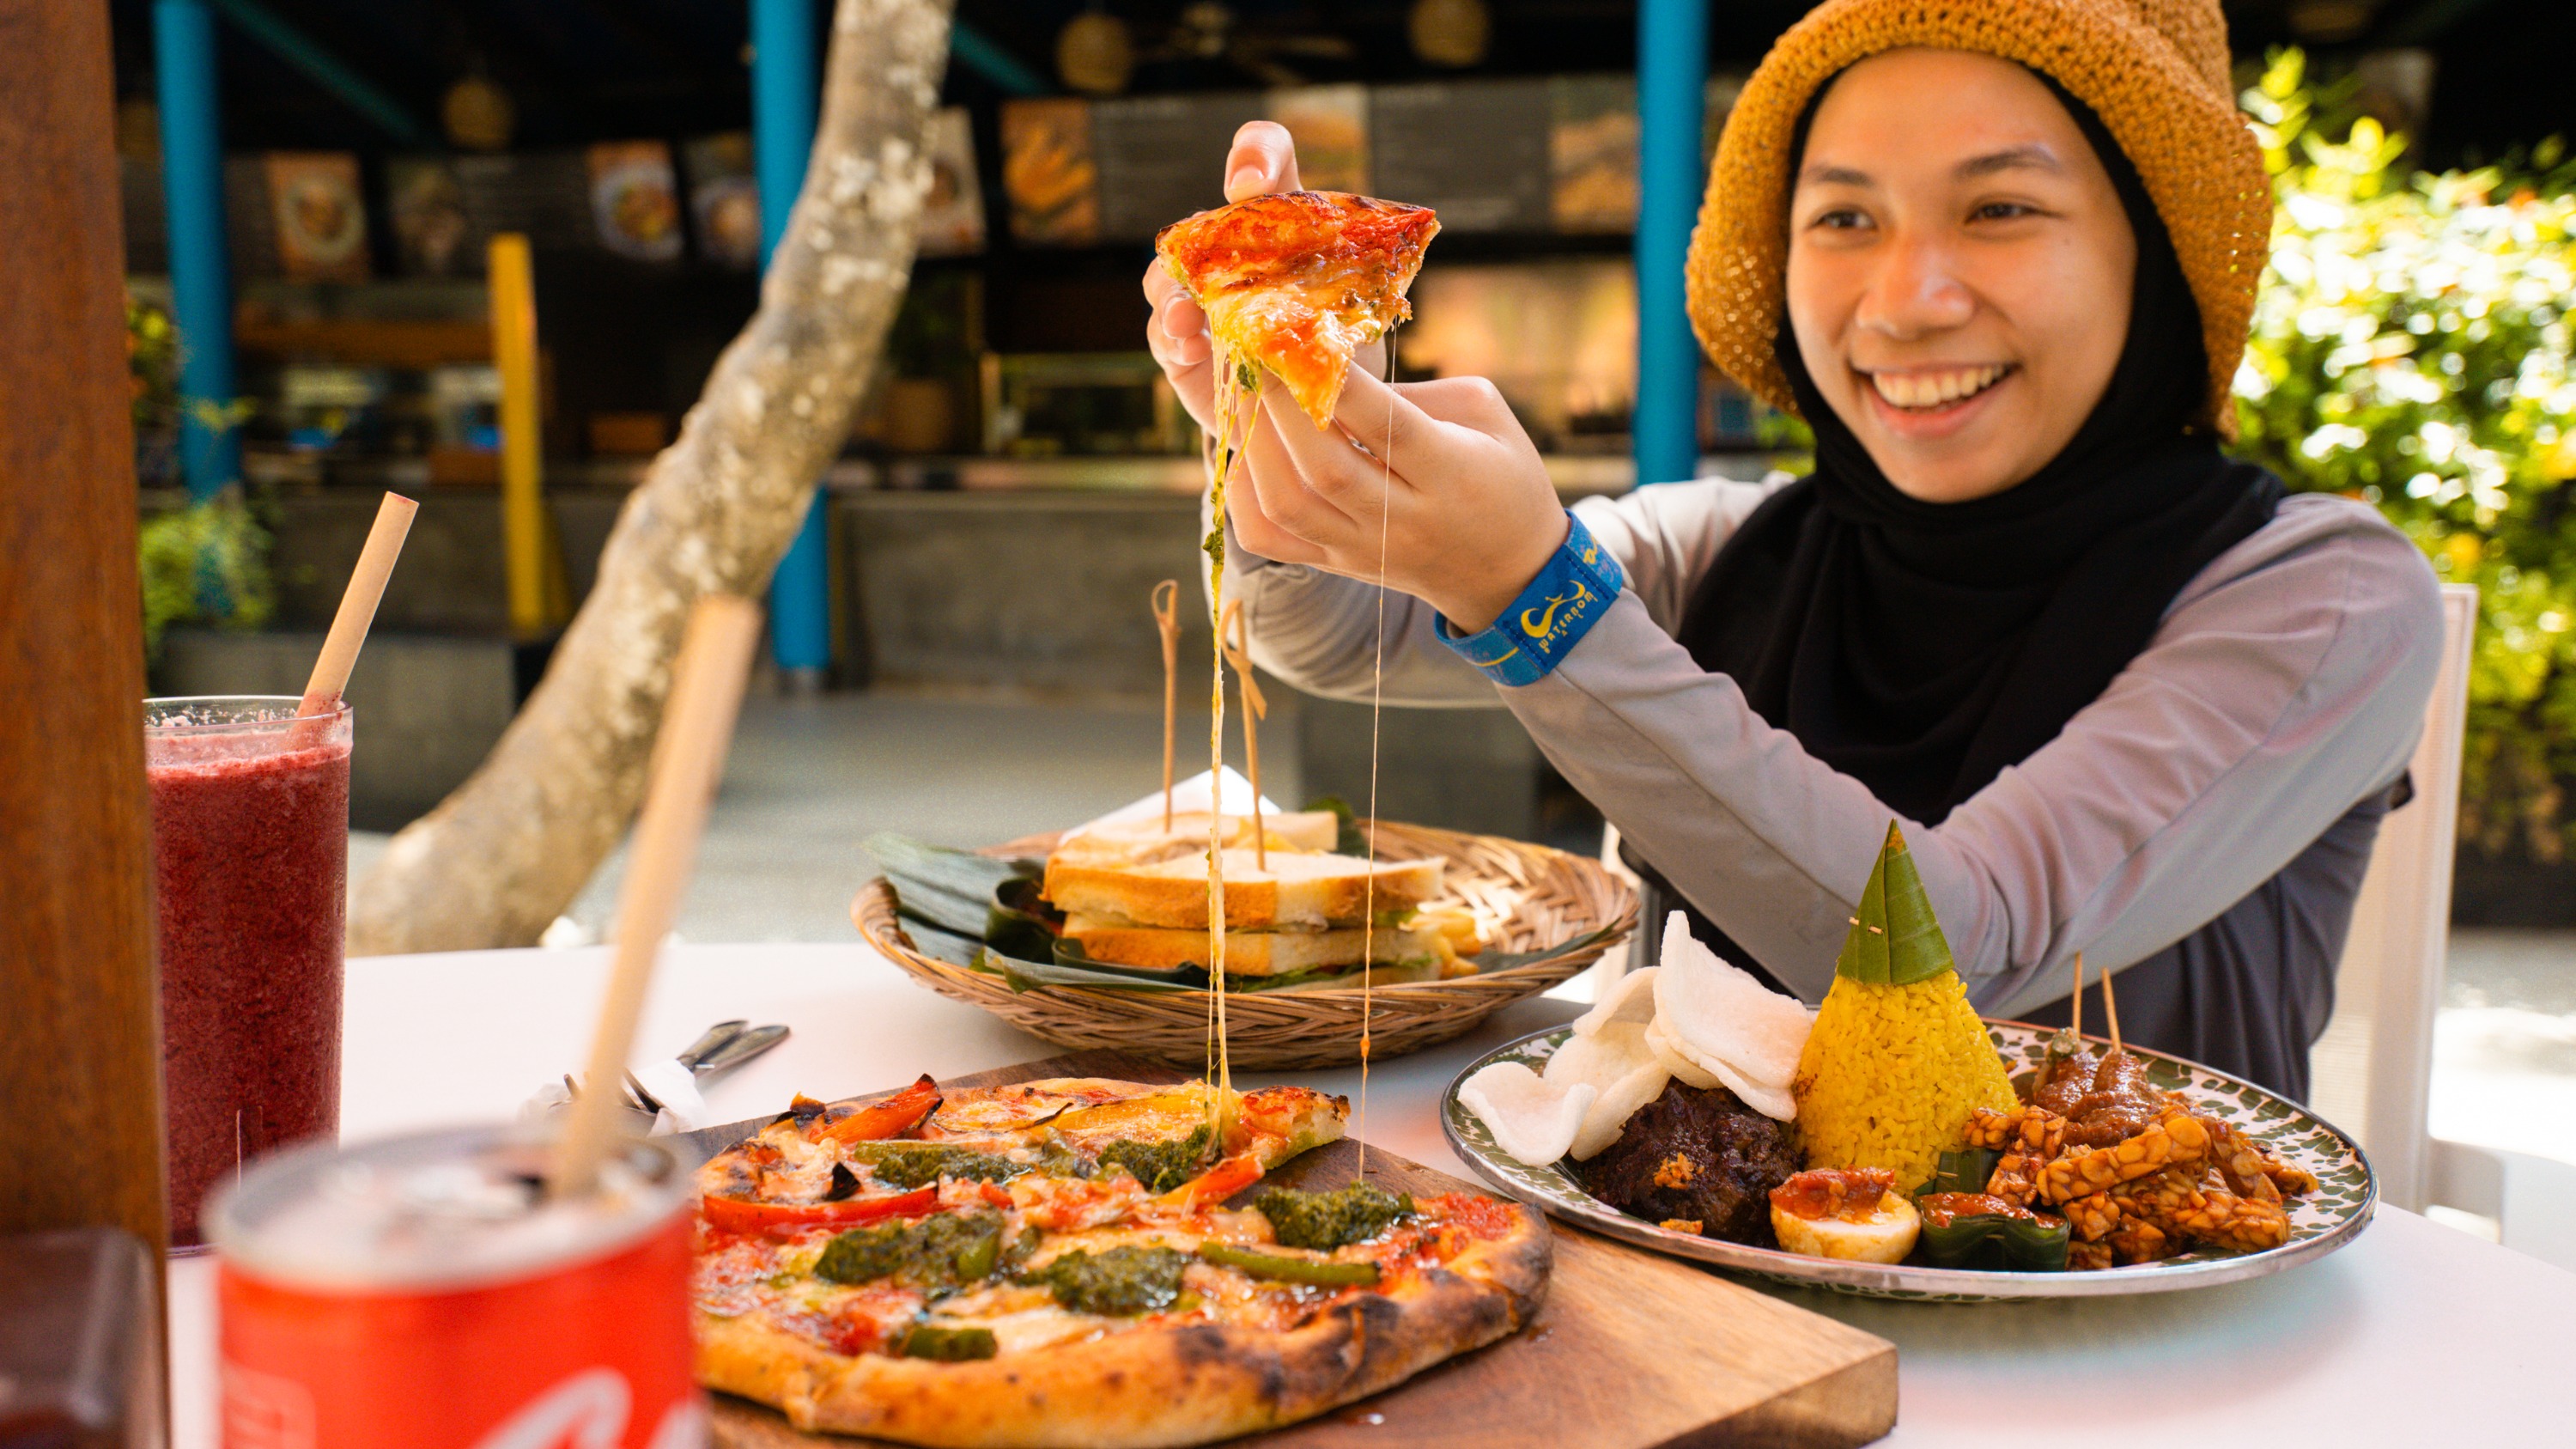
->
<box><xmin>1151</xmin><ymin>580</ymin><xmax>1182</xmax><ymax>832</ymax></box>
<box><xmin>2099</xmin><ymin>954</ymin><xmax>2124</xmax><ymax>1056</ymax></box>
<box><xmin>2069</xmin><ymin>951</ymin><xmax>2085</xmax><ymax>1044</ymax></box>
<box><xmin>1218</xmin><ymin>599</ymin><xmax>1267</xmax><ymax>869</ymax></box>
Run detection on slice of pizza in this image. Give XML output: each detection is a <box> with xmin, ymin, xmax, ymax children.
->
<box><xmin>1156</xmin><ymin>190</ymin><xmax>1440</xmax><ymax>428</ymax></box>
<box><xmin>690</xmin><ymin>1074</ymin><xmax>1551</xmax><ymax>1449</ymax></box>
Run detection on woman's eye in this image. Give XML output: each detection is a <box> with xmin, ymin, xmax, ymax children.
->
<box><xmin>1808</xmin><ymin>207</ymin><xmax>1869</xmax><ymax>231</ymax></box>
<box><xmin>1971</xmin><ymin>201</ymin><xmax>2037</xmax><ymax>222</ymax></box>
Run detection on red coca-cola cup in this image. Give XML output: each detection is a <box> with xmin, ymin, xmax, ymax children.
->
<box><xmin>146</xmin><ymin>696</ymin><xmax>353</xmax><ymax>1249</ymax></box>
<box><xmin>207</xmin><ymin>1126</ymin><xmax>703</xmax><ymax>1449</ymax></box>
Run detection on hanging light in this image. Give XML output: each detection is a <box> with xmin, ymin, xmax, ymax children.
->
<box><xmin>1059</xmin><ymin>9</ymin><xmax>1137</xmax><ymax>96</ymax></box>
<box><xmin>1408</xmin><ymin>0</ymin><xmax>1490</xmax><ymax>68</ymax></box>
<box><xmin>442</xmin><ymin>74</ymin><xmax>514</xmax><ymax>153</ymax></box>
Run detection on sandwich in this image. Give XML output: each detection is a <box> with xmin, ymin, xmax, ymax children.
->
<box><xmin>1042</xmin><ymin>812</ymin><xmax>1480</xmax><ymax>980</ymax></box>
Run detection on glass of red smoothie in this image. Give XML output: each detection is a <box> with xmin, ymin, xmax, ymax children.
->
<box><xmin>145</xmin><ymin>697</ymin><xmax>352</xmax><ymax>1251</ymax></box>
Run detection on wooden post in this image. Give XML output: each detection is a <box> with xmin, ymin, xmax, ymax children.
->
<box><xmin>489</xmin><ymin>232</ymin><xmax>550</xmax><ymax>638</ymax></box>
<box><xmin>0</xmin><ymin>0</ymin><xmax>171</xmax><ymax>1255</ymax></box>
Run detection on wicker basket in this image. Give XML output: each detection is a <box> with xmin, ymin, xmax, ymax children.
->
<box><xmin>852</xmin><ymin>820</ymin><xmax>1637</xmax><ymax>1071</ymax></box>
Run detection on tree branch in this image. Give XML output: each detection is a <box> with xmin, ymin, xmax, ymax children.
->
<box><xmin>348</xmin><ymin>0</ymin><xmax>956</xmax><ymax>954</ymax></box>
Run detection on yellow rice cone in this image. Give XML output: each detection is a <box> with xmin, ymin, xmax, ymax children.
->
<box><xmin>1792</xmin><ymin>972</ymin><xmax>2017</xmax><ymax>1191</ymax></box>
<box><xmin>1792</xmin><ymin>822</ymin><xmax>2017</xmax><ymax>1191</ymax></box>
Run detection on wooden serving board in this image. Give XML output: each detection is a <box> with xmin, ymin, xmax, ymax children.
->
<box><xmin>704</xmin><ymin>1052</ymin><xmax>1897</xmax><ymax>1449</ymax></box>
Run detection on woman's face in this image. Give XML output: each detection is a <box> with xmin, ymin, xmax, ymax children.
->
<box><xmin>1785</xmin><ymin>49</ymin><xmax>2137</xmax><ymax>503</ymax></box>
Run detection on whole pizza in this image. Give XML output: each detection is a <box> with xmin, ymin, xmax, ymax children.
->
<box><xmin>692</xmin><ymin>1075</ymin><xmax>1552</xmax><ymax>1448</ymax></box>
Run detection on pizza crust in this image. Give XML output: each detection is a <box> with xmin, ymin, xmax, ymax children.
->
<box><xmin>697</xmin><ymin>1205</ymin><xmax>1551</xmax><ymax>1449</ymax></box>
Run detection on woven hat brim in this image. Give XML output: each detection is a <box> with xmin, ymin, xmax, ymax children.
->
<box><xmin>1686</xmin><ymin>0</ymin><xmax>2270</xmax><ymax>440</ymax></box>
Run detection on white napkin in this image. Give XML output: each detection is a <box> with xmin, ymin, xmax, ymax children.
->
<box><xmin>630</xmin><ymin>1058</ymin><xmax>712</xmax><ymax>1135</ymax></box>
<box><xmin>517</xmin><ymin>1080</ymin><xmax>574</xmax><ymax>1122</ymax></box>
<box><xmin>1066</xmin><ymin>767</ymin><xmax>1281</xmax><ymax>840</ymax></box>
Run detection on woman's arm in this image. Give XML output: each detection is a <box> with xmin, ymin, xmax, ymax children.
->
<box><xmin>1224</xmin><ymin>474</ymin><xmax>1790</xmax><ymax>704</ymax></box>
<box><xmin>1501</xmin><ymin>494</ymin><xmax>2445</xmax><ymax>1014</ymax></box>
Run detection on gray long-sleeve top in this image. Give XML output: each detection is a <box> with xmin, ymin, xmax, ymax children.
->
<box><xmin>1222</xmin><ymin>475</ymin><xmax>2445</xmax><ymax>1020</ymax></box>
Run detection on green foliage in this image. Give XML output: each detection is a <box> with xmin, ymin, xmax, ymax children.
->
<box><xmin>126</xmin><ymin>294</ymin><xmax>179</xmax><ymax>433</ymax></box>
<box><xmin>139</xmin><ymin>491</ymin><xmax>276</xmax><ymax>654</ymax></box>
<box><xmin>2235</xmin><ymin>50</ymin><xmax>2576</xmax><ymax>856</ymax></box>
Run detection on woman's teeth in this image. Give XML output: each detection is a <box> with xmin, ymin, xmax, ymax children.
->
<box><xmin>1868</xmin><ymin>365</ymin><xmax>2010</xmax><ymax>410</ymax></box>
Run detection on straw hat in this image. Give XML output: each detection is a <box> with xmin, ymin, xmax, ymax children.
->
<box><xmin>1686</xmin><ymin>0</ymin><xmax>2268</xmax><ymax>437</ymax></box>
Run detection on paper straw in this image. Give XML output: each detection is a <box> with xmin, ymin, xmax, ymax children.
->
<box><xmin>298</xmin><ymin>491</ymin><xmax>418</xmax><ymax>715</ymax></box>
<box><xmin>548</xmin><ymin>594</ymin><xmax>764</xmax><ymax>1197</ymax></box>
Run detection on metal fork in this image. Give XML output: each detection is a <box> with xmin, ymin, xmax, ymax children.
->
<box><xmin>623</xmin><ymin>1020</ymin><xmax>792</xmax><ymax>1113</ymax></box>
<box><xmin>559</xmin><ymin>1020</ymin><xmax>792</xmax><ymax>1116</ymax></box>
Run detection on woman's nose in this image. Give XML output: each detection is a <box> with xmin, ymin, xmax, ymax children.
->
<box><xmin>1854</xmin><ymin>234</ymin><xmax>1976</xmax><ymax>340</ymax></box>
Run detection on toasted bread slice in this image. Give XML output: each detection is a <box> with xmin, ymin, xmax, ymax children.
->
<box><xmin>1063</xmin><ymin>915</ymin><xmax>1451</xmax><ymax>975</ymax></box>
<box><xmin>1052</xmin><ymin>811</ymin><xmax>1341</xmax><ymax>869</ymax></box>
<box><xmin>1044</xmin><ymin>848</ymin><xmax>1444</xmax><ymax>930</ymax></box>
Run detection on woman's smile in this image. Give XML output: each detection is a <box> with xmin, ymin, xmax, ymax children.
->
<box><xmin>1857</xmin><ymin>363</ymin><xmax>2018</xmax><ymax>437</ymax></box>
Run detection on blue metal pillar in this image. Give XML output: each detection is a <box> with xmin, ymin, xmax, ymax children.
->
<box><xmin>1633</xmin><ymin>0</ymin><xmax>1708</xmax><ymax>488</ymax></box>
<box><xmin>755</xmin><ymin>0</ymin><xmax>834</xmax><ymax>684</ymax></box>
<box><xmin>155</xmin><ymin>0</ymin><xmax>240</xmax><ymax>500</ymax></box>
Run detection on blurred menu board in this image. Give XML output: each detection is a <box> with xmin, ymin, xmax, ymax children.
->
<box><xmin>388</xmin><ymin>156</ymin><xmax>481</xmax><ymax>277</ymax></box>
<box><xmin>998</xmin><ymin>75</ymin><xmax>1706</xmax><ymax>248</ymax></box>
<box><xmin>918</xmin><ymin>107</ymin><xmax>987</xmax><ymax>256</ymax></box>
<box><xmin>682</xmin><ymin>132</ymin><xmax>762</xmax><ymax>269</ymax></box>
<box><xmin>1092</xmin><ymin>93</ymin><xmax>1264</xmax><ymax>240</ymax></box>
<box><xmin>1002</xmin><ymin>98</ymin><xmax>1099</xmax><ymax>246</ymax></box>
<box><xmin>451</xmin><ymin>151</ymin><xmax>596</xmax><ymax>253</ymax></box>
<box><xmin>1550</xmin><ymin>76</ymin><xmax>1637</xmax><ymax>234</ymax></box>
<box><xmin>266</xmin><ymin>153</ymin><xmax>370</xmax><ymax>282</ymax></box>
<box><xmin>1268</xmin><ymin>84</ymin><xmax>1369</xmax><ymax>193</ymax></box>
<box><xmin>1369</xmin><ymin>80</ymin><xmax>1551</xmax><ymax>234</ymax></box>
<box><xmin>587</xmin><ymin>141</ymin><xmax>684</xmax><ymax>263</ymax></box>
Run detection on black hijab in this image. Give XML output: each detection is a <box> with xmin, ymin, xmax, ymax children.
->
<box><xmin>1674</xmin><ymin>76</ymin><xmax>2283</xmax><ymax>828</ymax></box>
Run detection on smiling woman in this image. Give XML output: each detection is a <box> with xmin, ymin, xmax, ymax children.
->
<box><xmin>1783</xmin><ymin>51</ymin><xmax>2139</xmax><ymax>503</ymax></box>
<box><xmin>1147</xmin><ymin>0</ymin><xmax>2445</xmax><ymax>1101</ymax></box>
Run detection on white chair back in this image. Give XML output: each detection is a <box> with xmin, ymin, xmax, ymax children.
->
<box><xmin>2311</xmin><ymin>583</ymin><xmax>2477</xmax><ymax>1212</ymax></box>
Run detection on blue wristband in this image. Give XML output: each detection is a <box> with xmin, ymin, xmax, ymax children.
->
<box><xmin>1435</xmin><ymin>513</ymin><xmax>1625</xmax><ymax>687</ymax></box>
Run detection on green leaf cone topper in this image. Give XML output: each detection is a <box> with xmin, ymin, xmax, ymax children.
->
<box><xmin>1833</xmin><ymin>821</ymin><xmax>1956</xmax><ymax>986</ymax></box>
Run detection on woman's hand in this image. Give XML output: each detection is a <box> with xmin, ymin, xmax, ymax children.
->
<box><xmin>1140</xmin><ymin>121</ymin><xmax>1567</xmax><ymax>632</ymax></box>
<box><xmin>1145</xmin><ymin>125</ymin><xmax>1388</xmax><ymax>428</ymax></box>
<box><xmin>1237</xmin><ymin>367</ymin><xmax>1566</xmax><ymax>634</ymax></box>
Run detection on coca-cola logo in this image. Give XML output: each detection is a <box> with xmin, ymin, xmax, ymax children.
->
<box><xmin>222</xmin><ymin>1361</ymin><xmax>704</xmax><ymax>1449</ymax></box>
<box><xmin>465</xmin><ymin>1369</ymin><xmax>707</xmax><ymax>1449</ymax></box>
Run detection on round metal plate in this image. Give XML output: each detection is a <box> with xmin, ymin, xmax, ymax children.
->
<box><xmin>1440</xmin><ymin>1021</ymin><xmax>2377</xmax><ymax>1302</ymax></box>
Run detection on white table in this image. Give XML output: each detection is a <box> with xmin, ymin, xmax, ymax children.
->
<box><xmin>171</xmin><ymin>942</ymin><xmax>2573</xmax><ymax>1446</ymax></box>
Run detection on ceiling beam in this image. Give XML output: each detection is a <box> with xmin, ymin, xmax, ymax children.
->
<box><xmin>208</xmin><ymin>0</ymin><xmax>433</xmax><ymax>145</ymax></box>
